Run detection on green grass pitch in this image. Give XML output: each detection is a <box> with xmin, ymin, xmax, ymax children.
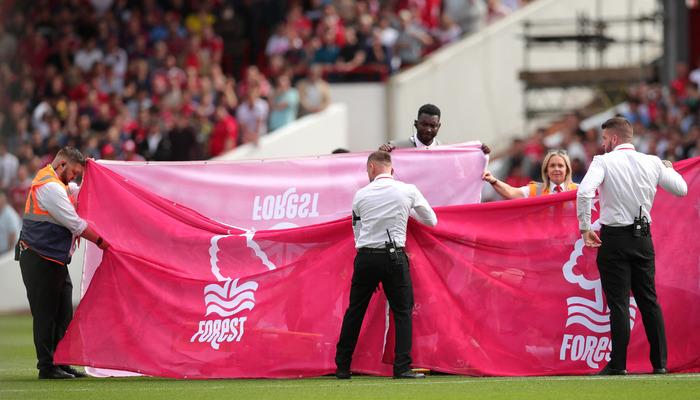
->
<box><xmin>2</xmin><ymin>314</ymin><xmax>699</xmax><ymax>400</ymax></box>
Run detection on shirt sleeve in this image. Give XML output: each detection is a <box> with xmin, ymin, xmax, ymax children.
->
<box><xmin>518</xmin><ymin>185</ymin><xmax>530</xmax><ymax>198</ymax></box>
<box><xmin>67</xmin><ymin>182</ymin><xmax>81</xmax><ymax>203</ymax></box>
<box><xmin>35</xmin><ymin>182</ymin><xmax>88</xmax><ymax>236</ymax></box>
<box><xmin>410</xmin><ymin>186</ymin><xmax>438</xmax><ymax>226</ymax></box>
<box><xmin>656</xmin><ymin>158</ymin><xmax>688</xmax><ymax>197</ymax></box>
<box><xmin>577</xmin><ymin>156</ymin><xmax>605</xmax><ymax>231</ymax></box>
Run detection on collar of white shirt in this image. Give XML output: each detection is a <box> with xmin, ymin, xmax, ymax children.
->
<box><xmin>613</xmin><ymin>143</ymin><xmax>635</xmax><ymax>151</ymax></box>
<box><xmin>372</xmin><ymin>173</ymin><xmax>394</xmax><ymax>182</ymax></box>
<box><xmin>549</xmin><ymin>181</ymin><xmax>564</xmax><ymax>192</ymax></box>
<box><xmin>413</xmin><ymin>134</ymin><xmax>438</xmax><ymax>148</ymax></box>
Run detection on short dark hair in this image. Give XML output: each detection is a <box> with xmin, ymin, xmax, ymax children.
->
<box><xmin>367</xmin><ymin>150</ymin><xmax>392</xmax><ymax>165</ymax></box>
<box><xmin>601</xmin><ymin>117</ymin><xmax>633</xmax><ymax>140</ymax></box>
<box><xmin>417</xmin><ymin>104</ymin><xmax>440</xmax><ymax>119</ymax></box>
<box><xmin>56</xmin><ymin>147</ymin><xmax>86</xmax><ymax>166</ymax></box>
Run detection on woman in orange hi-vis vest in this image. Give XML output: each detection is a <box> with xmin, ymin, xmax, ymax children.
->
<box><xmin>482</xmin><ymin>150</ymin><xmax>578</xmax><ymax>200</ymax></box>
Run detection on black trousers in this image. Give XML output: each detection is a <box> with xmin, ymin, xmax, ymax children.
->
<box><xmin>335</xmin><ymin>250</ymin><xmax>414</xmax><ymax>375</ymax></box>
<box><xmin>597</xmin><ymin>225</ymin><xmax>667</xmax><ymax>370</ymax></box>
<box><xmin>19</xmin><ymin>248</ymin><xmax>73</xmax><ymax>371</ymax></box>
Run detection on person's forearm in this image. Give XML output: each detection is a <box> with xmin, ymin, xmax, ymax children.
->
<box><xmin>577</xmin><ymin>196</ymin><xmax>592</xmax><ymax>231</ymax></box>
<box><xmin>80</xmin><ymin>225</ymin><xmax>101</xmax><ymax>243</ymax></box>
<box><xmin>490</xmin><ymin>179</ymin><xmax>523</xmax><ymax>200</ymax></box>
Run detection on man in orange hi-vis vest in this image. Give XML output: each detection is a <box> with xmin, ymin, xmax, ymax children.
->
<box><xmin>16</xmin><ymin>147</ymin><xmax>110</xmax><ymax>379</ymax></box>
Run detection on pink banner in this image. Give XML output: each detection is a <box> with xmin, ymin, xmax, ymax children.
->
<box><xmin>56</xmin><ymin>155</ymin><xmax>700</xmax><ymax>378</ymax></box>
<box><xmin>95</xmin><ymin>142</ymin><xmax>488</xmax><ymax>230</ymax></box>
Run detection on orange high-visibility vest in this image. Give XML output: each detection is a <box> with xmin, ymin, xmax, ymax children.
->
<box><xmin>20</xmin><ymin>165</ymin><xmax>74</xmax><ymax>265</ymax></box>
<box><xmin>528</xmin><ymin>181</ymin><xmax>578</xmax><ymax>197</ymax></box>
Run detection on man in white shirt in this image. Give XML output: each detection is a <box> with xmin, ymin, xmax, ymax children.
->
<box><xmin>335</xmin><ymin>151</ymin><xmax>437</xmax><ymax>380</ymax></box>
<box><xmin>577</xmin><ymin>117</ymin><xmax>687</xmax><ymax>376</ymax></box>
<box><xmin>17</xmin><ymin>147</ymin><xmax>110</xmax><ymax>379</ymax></box>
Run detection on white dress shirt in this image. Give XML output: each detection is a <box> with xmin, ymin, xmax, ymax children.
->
<box><xmin>413</xmin><ymin>134</ymin><xmax>439</xmax><ymax>149</ymax></box>
<box><xmin>35</xmin><ymin>181</ymin><xmax>88</xmax><ymax>236</ymax></box>
<box><xmin>577</xmin><ymin>143</ymin><xmax>687</xmax><ymax>231</ymax></box>
<box><xmin>352</xmin><ymin>173</ymin><xmax>437</xmax><ymax>248</ymax></box>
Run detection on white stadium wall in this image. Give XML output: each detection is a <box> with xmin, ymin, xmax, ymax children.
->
<box><xmin>329</xmin><ymin>83</ymin><xmax>387</xmax><ymax>152</ymax></box>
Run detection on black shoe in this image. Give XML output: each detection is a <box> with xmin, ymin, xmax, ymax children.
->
<box><xmin>38</xmin><ymin>367</ymin><xmax>75</xmax><ymax>379</ymax></box>
<box><xmin>335</xmin><ymin>369</ymin><xmax>351</xmax><ymax>380</ymax></box>
<box><xmin>653</xmin><ymin>368</ymin><xmax>668</xmax><ymax>375</ymax></box>
<box><xmin>393</xmin><ymin>370</ymin><xmax>426</xmax><ymax>379</ymax></box>
<box><xmin>596</xmin><ymin>365</ymin><xmax>628</xmax><ymax>376</ymax></box>
<box><xmin>59</xmin><ymin>365</ymin><xmax>87</xmax><ymax>378</ymax></box>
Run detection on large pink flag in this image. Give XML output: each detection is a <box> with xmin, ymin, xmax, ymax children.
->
<box><xmin>56</xmin><ymin>156</ymin><xmax>700</xmax><ymax>378</ymax></box>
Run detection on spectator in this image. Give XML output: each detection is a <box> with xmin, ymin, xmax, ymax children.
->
<box><xmin>333</xmin><ymin>27</ymin><xmax>367</xmax><ymax>81</ymax></box>
<box><xmin>237</xmin><ymin>66</ymin><xmax>271</xmax><ymax>100</ymax></box>
<box><xmin>690</xmin><ymin>56</ymin><xmax>700</xmax><ymax>90</ymax></box>
<box><xmin>432</xmin><ymin>14</ymin><xmax>463</xmax><ymax>45</ymax></box>
<box><xmin>377</xmin><ymin>15</ymin><xmax>400</xmax><ymax>49</ymax></box>
<box><xmin>297</xmin><ymin>64</ymin><xmax>331</xmax><ymax>116</ymax></box>
<box><xmin>236</xmin><ymin>85</ymin><xmax>269</xmax><ymax>145</ymax></box>
<box><xmin>394</xmin><ymin>9</ymin><xmax>433</xmax><ymax>68</ymax></box>
<box><xmin>103</xmin><ymin>37</ymin><xmax>128</xmax><ymax>84</ymax></box>
<box><xmin>313</xmin><ymin>30</ymin><xmax>341</xmax><ymax>65</ymax></box>
<box><xmin>0</xmin><ymin>141</ymin><xmax>19</xmax><ymax>191</ymax></box>
<box><xmin>266</xmin><ymin>24</ymin><xmax>291</xmax><ymax>57</ymax></box>
<box><xmin>0</xmin><ymin>191</ymin><xmax>21</xmax><ymax>254</ymax></box>
<box><xmin>0</xmin><ymin>23</ymin><xmax>18</xmax><ymax>63</ymax></box>
<box><xmin>269</xmin><ymin>74</ymin><xmax>300</xmax><ymax>131</ymax></box>
<box><xmin>443</xmin><ymin>0</ymin><xmax>487</xmax><ymax>35</ymax></box>
<box><xmin>139</xmin><ymin>122</ymin><xmax>170</xmax><ymax>161</ymax></box>
<box><xmin>120</xmin><ymin>140</ymin><xmax>145</xmax><ymax>162</ymax></box>
<box><xmin>671</xmin><ymin>62</ymin><xmax>691</xmax><ymax>99</ymax></box>
<box><xmin>624</xmin><ymin>99</ymin><xmax>651</xmax><ymax>127</ymax></box>
<box><xmin>8</xmin><ymin>164</ymin><xmax>32</xmax><ymax>215</ymax></box>
<box><xmin>74</xmin><ymin>37</ymin><xmax>104</xmax><ymax>74</ymax></box>
<box><xmin>201</xmin><ymin>26</ymin><xmax>224</xmax><ymax>69</ymax></box>
<box><xmin>168</xmin><ymin>115</ymin><xmax>198</xmax><ymax>161</ymax></box>
<box><xmin>365</xmin><ymin>29</ymin><xmax>392</xmax><ymax>76</ymax></box>
<box><xmin>208</xmin><ymin>105</ymin><xmax>238</xmax><ymax>158</ymax></box>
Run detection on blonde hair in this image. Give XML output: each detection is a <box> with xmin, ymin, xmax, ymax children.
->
<box><xmin>541</xmin><ymin>150</ymin><xmax>573</xmax><ymax>189</ymax></box>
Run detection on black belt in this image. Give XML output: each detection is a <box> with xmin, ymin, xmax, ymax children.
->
<box><xmin>601</xmin><ymin>224</ymin><xmax>651</xmax><ymax>237</ymax></box>
<box><xmin>357</xmin><ymin>247</ymin><xmax>405</xmax><ymax>254</ymax></box>
<box><xmin>601</xmin><ymin>224</ymin><xmax>635</xmax><ymax>231</ymax></box>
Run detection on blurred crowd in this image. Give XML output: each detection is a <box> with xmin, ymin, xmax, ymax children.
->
<box><xmin>487</xmin><ymin>61</ymin><xmax>700</xmax><ymax>201</ymax></box>
<box><xmin>0</xmin><ymin>0</ymin><xmax>532</xmax><ymax>231</ymax></box>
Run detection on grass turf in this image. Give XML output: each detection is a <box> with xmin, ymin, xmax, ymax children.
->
<box><xmin>2</xmin><ymin>314</ymin><xmax>699</xmax><ymax>400</ymax></box>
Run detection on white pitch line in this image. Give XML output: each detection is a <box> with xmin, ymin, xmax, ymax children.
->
<box><xmin>1</xmin><ymin>374</ymin><xmax>700</xmax><ymax>393</ymax></box>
